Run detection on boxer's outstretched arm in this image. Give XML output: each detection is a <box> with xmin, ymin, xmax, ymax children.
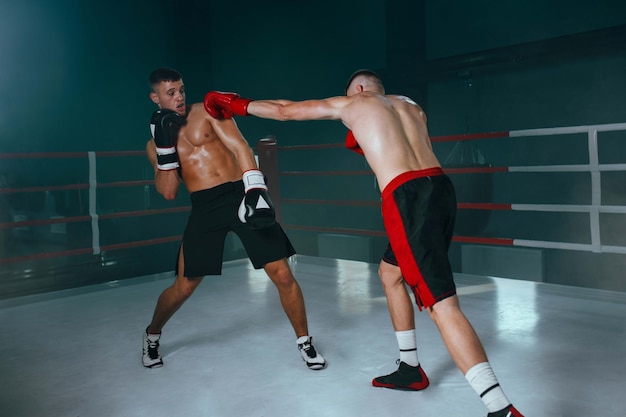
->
<box><xmin>202</xmin><ymin>91</ymin><xmax>349</xmax><ymax>122</ymax></box>
<box><xmin>247</xmin><ymin>97</ymin><xmax>345</xmax><ymax>122</ymax></box>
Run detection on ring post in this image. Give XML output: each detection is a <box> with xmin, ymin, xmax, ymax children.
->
<box><xmin>256</xmin><ymin>137</ymin><xmax>283</xmax><ymax>224</ymax></box>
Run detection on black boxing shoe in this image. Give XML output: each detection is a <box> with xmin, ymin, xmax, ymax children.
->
<box><xmin>372</xmin><ymin>360</ymin><xmax>430</xmax><ymax>391</ymax></box>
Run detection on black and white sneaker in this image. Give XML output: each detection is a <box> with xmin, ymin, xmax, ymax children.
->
<box><xmin>297</xmin><ymin>336</ymin><xmax>326</xmax><ymax>370</ymax></box>
<box><xmin>142</xmin><ymin>327</ymin><xmax>163</xmax><ymax>368</ymax></box>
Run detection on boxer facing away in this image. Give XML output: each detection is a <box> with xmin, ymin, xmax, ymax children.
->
<box><xmin>143</xmin><ymin>67</ymin><xmax>326</xmax><ymax>371</ymax></box>
<box><xmin>203</xmin><ymin>70</ymin><xmax>524</xmax><ymax>417</ymax></box>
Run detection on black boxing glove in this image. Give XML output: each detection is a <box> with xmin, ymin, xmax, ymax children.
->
<box><xmin>238</xmin><ymin>170</ymin><xmax>276</xmax><ymax>229</ymax></box>
<box><xmin>150</xmin><ymin>109</ymin><xmax>183</xmax><ymax>170</ymax></box>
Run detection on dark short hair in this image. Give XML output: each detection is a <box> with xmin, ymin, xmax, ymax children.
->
<box><xmin>345</xmin><ymin>69</ymin><xmax>382</xmax><ymax>93</ymax></box>
<box><xmin>149</xmin><ymin>67</ymin><xmax>182</xmax><ymax>89</ymax></box>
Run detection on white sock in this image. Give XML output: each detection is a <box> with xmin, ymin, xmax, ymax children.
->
<box><xmin>396</xmin><ymin>329</ymin><xmax>419</xmax><ymax>367</ymax></box>
<box><xmin>465</xmin><ymin>362</ymin><xmax>511</xmax><ymax>413</ymax></box>
<box><xmin>296</xmin><ymin>335</ymin><xmax>310</xmax><ymax>345</ymax></box>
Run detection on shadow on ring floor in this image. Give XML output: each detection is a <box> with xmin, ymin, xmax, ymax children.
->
<box><xmin>1</xmin><ymin>255</ymin><xmax>625</xmax><ymax>417</ymax></box>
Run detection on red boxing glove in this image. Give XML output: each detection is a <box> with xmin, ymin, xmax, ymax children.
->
<box><xmin>345</xmin><ymin>130</ymin><xmax>364</xmax><ymax>155</ymax></box>
<box><xmin>204</xmin><ymin>91</ymin><xmax>253</xmax><ymax>119</ymax></box>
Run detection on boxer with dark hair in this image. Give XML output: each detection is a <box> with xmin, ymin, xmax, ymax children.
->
<box><xmin>142</xmin><ymin>68</ymin><xmax>326</xmax><ymax>371</ymax></box>
<box><xmin>204</xmin><ymin>71</ymin><xmax>524</xmax><ymax>417</ymax></box>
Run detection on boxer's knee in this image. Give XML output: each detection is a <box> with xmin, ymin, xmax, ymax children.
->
<box><xmin>427</xmin><ymin>294</ymin><xmax>460</xmax><ymax>324</ymax></box>
<box><xmin>378</xmin><ymin>260</ymin><xmax>404</xmax><ymax>291</ymax></box>
<box><xmin>265</xmin><ymin>258</ymin><xmax>296</xmax><ymax>288</ymax></box>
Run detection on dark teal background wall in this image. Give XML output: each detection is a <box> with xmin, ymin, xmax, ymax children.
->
<box><xmin>426</xmin><ymin>0</ymin><xmax>626</xmax><ymax>59</ymax></box>
<box><xmin>423</xmin><ymin>1</ymin><xmax>626</xmax><ymax>291</ymax></box>
<box><xmin>1</xmin><ymin>0</ymin><xmax>625</xmax><ymax>297</ymax></box>
<box><xmin>206</xmin><ymin>0</ymin><xmax>387</xmax><ymax>145</ymax></box>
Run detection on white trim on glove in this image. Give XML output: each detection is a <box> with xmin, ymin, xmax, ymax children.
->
<box><xmin>242</xmin><ymin>169</ymin><xmax>267</xmax><ymax>192</ymax></box>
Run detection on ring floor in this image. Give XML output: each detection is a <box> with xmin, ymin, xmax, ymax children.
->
<box><xmin>1</xmin><ymin>255</ymin><xmax>625</xmax><ymax>417</ymax></box>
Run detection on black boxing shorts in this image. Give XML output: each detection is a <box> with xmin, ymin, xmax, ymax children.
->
<box><xmin>381</xmin><ymin>168</ymin><xmax>457</xmax><ymax>309</ymax></box>
<box><xmin>179</xmin><ymin>181</ymin><xmax>295</xmax><ymax>277</ymax></box>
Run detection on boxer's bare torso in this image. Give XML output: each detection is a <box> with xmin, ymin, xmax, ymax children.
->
<box><xmin>338</xmin><ymin>92</ymin><xmax>441</xmax><ymax>191</ymax></box>
<box><xmin>147</xmin><ymin>80</ymin><xmax>256</xmax><ymax>197</ymax></box>
<box><xmin>147</xmin><ymin>103</ymin><xmax>242</xmax><ymax>192</ymax></box>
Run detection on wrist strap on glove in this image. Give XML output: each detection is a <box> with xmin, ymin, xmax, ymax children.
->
<box><xmin>242</xmin><ymin>170</ymin><xmax>267</xmax><ymax>192</ymax></box>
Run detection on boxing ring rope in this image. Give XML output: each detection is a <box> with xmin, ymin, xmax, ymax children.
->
<box><xmin>258</xmin><ymin>122</ymin><xmax>626</xmax><ymax>256</ymax></box>
<box><xmin>1</xmin><ymin>121</ymin><xmax>625</xmax><ymax>274</ymax></box>
<box><xmin>0</xmin><ymin>151</ymin><xmax>190</xmax><ymax>266</ymax></box>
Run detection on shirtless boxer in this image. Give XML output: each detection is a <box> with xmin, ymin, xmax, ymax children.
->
<box><xmin>203</xmin><ymin>70</ymin><xmax>524</xmax><ymax>417</ymax></box>
<box><xmin>142</xmin><ymin>67</ymin><xmax>325</xmax><ymax>371</ymax></box>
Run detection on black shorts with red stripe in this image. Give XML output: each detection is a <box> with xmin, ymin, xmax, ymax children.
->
<box><xmin>381</xmin><ymin>168</ymin><xmax>457</xmax><ymax>309</ymax></box>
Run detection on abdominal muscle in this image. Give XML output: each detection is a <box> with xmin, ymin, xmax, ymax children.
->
<box><xmin>176</xmin><ymin>109</ymin><xmax>243</xmax><ymax>193</ymax></box>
